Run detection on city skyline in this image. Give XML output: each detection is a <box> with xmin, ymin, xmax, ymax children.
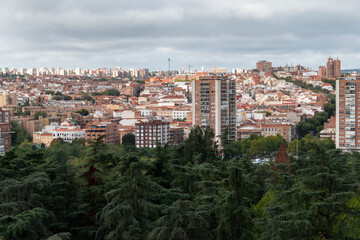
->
<box><xmin>1</xmin><ymin>0</ymin><xmax>360</xmax><ymax>70</ymax></box>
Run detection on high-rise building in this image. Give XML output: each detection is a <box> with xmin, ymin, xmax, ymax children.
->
<box><xmin>0</xmin><ymin>108</ymin><xmax>12</xmax><ymax>155</ymax></box>
<box><xmin>192</xmin><ymin>75</ymin><xmax>236</xmax><ymax>144</ymax></box>
<box><xmin>336</xmin><ymin>77</ymin><xmax>360</xmax><ymax>149</ymax></box>
<box><xmin>326</xmin><ymin>57</ymin><xmax>341</xmax><ymax>79</ymax></box>
<box><xmin>256</xmin><ymin>60</ymin><xmax>272</xmax><ymax>72</ymax></box>
<box><xmin>318</xmin><ymin>66</ymin><xmax>326</xmax><ymax>79</ymax></box>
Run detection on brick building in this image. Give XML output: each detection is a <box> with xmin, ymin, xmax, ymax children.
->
<box><xmin>256</xmin><ymin>60</ymin><xmax>272</xmax><ymax>72</ymax></box>
<box><xmin>85</xmin><ymin>121</ymin><xmax>119</xmax><ymax>145</ymax></box>
<box><xmin>0</xmin><ymin>108</ymin><xmax>12</xmax><ymax>155</ymax></box>
<box><xmin>326</xmin><ymin>57</ymin><xmax>341</xmax><ymax>79</ymax></box>
<box><xmin>135</xmin><ymin>120</ymin><xmax>170</xmax><ymax>148</ymax></box>
<box><xmin>336</xmin><ymin>78</ymin><xmax>360</xmax><ymax>149</ymax></box>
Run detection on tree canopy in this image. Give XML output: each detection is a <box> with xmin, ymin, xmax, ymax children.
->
<box><xmin>1</xmin><ymin>128</ymin><xmax>359</xmax><ymax>240</ymax></box>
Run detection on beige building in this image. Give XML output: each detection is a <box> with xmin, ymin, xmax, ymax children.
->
<box><xmin>192</xmin><ymin>75</ymin><xmax>236</xmax><ymax>143</ymax></box>
<box><xmin>0</xmin><ymin>93</ymin><xmax>18</xmax><ymax>107</ymax></box>
<box><xmin>33</xmin><ymin>132</ymin><xmax>54</xmax><ymax>147</ymax></box>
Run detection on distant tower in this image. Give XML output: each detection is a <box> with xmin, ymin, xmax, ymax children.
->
<box><xmin>326</xmin><ymin>57</ymin><xmax>341</xmax><ymax>79</ymax></box>
<box><xmin>168</xmin><ymin>58</ymin><xmax>171</xmax><ymax>76</ymax></box>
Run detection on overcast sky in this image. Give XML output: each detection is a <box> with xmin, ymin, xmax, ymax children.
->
<box><xmin>0</xmin><ymin>0</ymin><xmax>359</xmax><ymax>71</ymax></box>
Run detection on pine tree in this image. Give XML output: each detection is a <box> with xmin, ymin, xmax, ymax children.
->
<box><xmin>0</xmin><ymin>173</ymin><xmax>53</xmax><ymax>240</ymax></box>
<box><xmin>148</xmin><ymin>200</ymin><xmax>213</xmax><ymax>240</ymax></box>
<box><xmin>97</xmin><ymin>153</ymin><xmax>164</xmax><ymax>239</ymax></box>
<box><xmin>215</xmin><ymin>163</ymin><xmax>259</xmax><ymax>239</ymax></box>
<box><xmin>259</xmin><ymin>141</ymin><xmax>359</xmax><ymax>239</ymax></box>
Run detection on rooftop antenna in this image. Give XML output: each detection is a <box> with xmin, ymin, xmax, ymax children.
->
<box><xmin>168</xmin><ymin>58</ymin><xmax>171</xmax><ymax>76</ymax></box>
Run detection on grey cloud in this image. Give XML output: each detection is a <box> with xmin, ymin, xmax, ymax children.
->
<box><xmin>0</xmin><ymin>0</ymin><xmax>359</xmax><ymax>70</ymax></box>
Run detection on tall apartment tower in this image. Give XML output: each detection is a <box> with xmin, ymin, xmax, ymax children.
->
<box><xmin>0</xmin><ymin>108</ymin><xmax>12</xmax><ymax>155</ymax></box>
<box><xmin>326</xmin><ymin>57</ymin><xmax>341</xmax><ymax>79</ymax></box>
<box><xmin>318</xmin><ymin>66</ymin><xmax>326</xmax><ymax>79</ymax></box>
<box><xmin>256</xmin><ymin>60</ymin><xmax>272</xmax><ymax>72</ymax></box>
<box><xmin>336</xmin><ymin>77</ymin><xmax>360</xmax><ymax>149</ymax></box>
<box><xmin>192</xmin><ymin>75</ymin><xmax>236</xmax><ymax>144</ymax></box>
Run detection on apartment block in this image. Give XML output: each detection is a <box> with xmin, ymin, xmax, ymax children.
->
<box><xmin>0</xmin><ymin>108</ymin><xmax>12</xmax><ymax>155</ymax></box>
<box><xmin>192</xmin><ymin>75</ymin><xmax>236</xmax><ymax>144</ymax></box>
<box><xmin>260</xmin><ymin>123</ymin><xmax>295</xmax><ymax>143</ymax></box>
<box><xmin>135</xmin><ymin>120</ymin><xmax>170</xmax><ymax>148</ymax></box>
<box><xmin>85</xmin><ymin>121</ymin><xmax>119</xmax><ymax>145</ymax></box>
<box><xmin>336</xmin><ymin>78</ymin><xmax>360</xmax><ymax>149</ymax></box>
<box><xmin>256</xmin><ymin>60</ymin><xmax>272</xmax><ymax>72</ymax></box>
<box><xmin>326</xmin><ymin>57</ymin><xmax>341</xmax><ymax>79</ymax></box>
<box><xmin>0</xmin><ymin>92</ymin><xmax>18</xmax><ymax>107</ymax></box>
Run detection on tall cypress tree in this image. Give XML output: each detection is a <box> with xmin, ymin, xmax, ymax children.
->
<box><xmin>97</xmin><ymin>153</ymin><xmax>164</xmax><ymax>240</ymax></box>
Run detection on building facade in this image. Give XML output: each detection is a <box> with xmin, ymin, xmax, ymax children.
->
<box><xmin>53</xmin><ymin>127</ymin><xmax>85</xmax><ymax>143</ymax></box>
<box><xmin>135</xmin><ymin>120</ymin><xmax>170</xmax><ymax>148</ymax></box>
<box><xmin>260</xmin><ymin>123</ymin><xmax>295</xmax><ymax>143</ymax></box>
<box><xmin>256</xmin><ymin>60</ymin><xmax>272</xmax><ymax>72</ymax></box>
<box><xmin>85</xmin><ymin>121</ymin><xmax>119</xmax><ymax>145</ymax></box>
<box><xmin>192</xmin><ymin>75</ymin><xmax>236</xmax><ymax>144</ymax></box>
<box><xmin>326</xmin><ymin>57</ymin><xmax>341</xmax><ymax>79</ymax></box>
<box><xmin>0</xmin><ymin>108</ymin><xmax>12</xmax><ymax>155</ymax></box>
<box><xmin>336</xmin><ymin>78</ymin><xmax>360</xmax><ymax>149</ymax></box>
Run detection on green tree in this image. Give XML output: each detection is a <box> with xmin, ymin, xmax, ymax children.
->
<box><xmin>215</xmin><ymin>162</ymin><xmax>259</xmax><ymax>239</ymax></box>
<box><xmin>103</xmin><ymin>89</ymin><xmax>120</xmax><ymax>96</ymax></box>
<box><xmin>97</xmin><ymin>153</ymin><xmax>163</xmax><ymax>239</ymax></box>
<box><xmin>34</xmin><ymin>111</ymin><xmax>47</xmax><ymax>120</ymax></box>
<box><xmin>0</xmin><ymin>172</ymin><xmax>53</xmax><ymax>240</ymax></box>
<box><xmin>76</xmin><ymin>109</ymin><xmax>90</xmax><ymax>116</ymax></box>
<box><xmin>259</xmin><ymin>141</ymin><xmax>359</xmax><ymax>239</ymax></box>
<box><xmin>183</xmin><ymin>126</ymin><xmax>218</xmax><ymax>164</ymax></box>
<box><xmin>122</xmin><ymin>133</ymin><xmax>135</xmax><ymax>146</ymax></box>
<box><xmin>11</xmin><ymin>121</ymin><xmax>31</xmax><ymax>146</ymax></box>
<box><xmin>148</xmin><ymin>200</ymin><xmax>213</xmax><ymax>240</ymax></box>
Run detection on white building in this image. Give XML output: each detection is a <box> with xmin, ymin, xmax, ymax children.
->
<box><xmin>52</xmin><ymin>127</ymin><xmax>85</xmax><ymax>143</ymax></box>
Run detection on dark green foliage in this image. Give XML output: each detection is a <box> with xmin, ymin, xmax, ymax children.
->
<box><xmin>45</xmin><ymin>90</ymin><xmax>55</xmax><ymax>95</ymax></box>
<box><xmin>103</xmin><ymin>89</ymin><xmax>120</xmax><ymax>96</ymax></box>
<box><xmin>97</xmin><ymin>153</ymin><xmax>164</xmax><ymax>239</ymax></box>
<box><xmin>1</xmin><ymin>126</ymin><xmax>360</xmax><ymax>240</ymax></box>
<box><xmin>258</xmin><ymin>140</ymin><xmax>359</xmax><ymax>239</ymax></box>
<box><xmin>11</xmin><ymin>121</ymin><xmax>31</xmax><ymax>146</ymax></box>
<box><xmin>52</xmin><ymin>95</ymin><xmax>72</xmax><ymax>101</ymax></box>
<box><xmin>148</xmin><ymin>200</ymin><xmax>213</xmax><ymax>240</ymax></box>
<box><xmin>122</xmin><ymin>133</ymin><xmax>135</xmax><ymax>146</ymax></box>
<box><xmin>76</xmin><ymin>108</ymin><xmax>90</xmax><ymax>116</ymax></box>
<box><xmin>34</xmin><ymin>110</ymin><xmax>47</xmax><ymax>120</ymax></box>
<box><xmin>215</xmin><ymin>161</ymin><xmax>259</xmax><ymax>239</ymax></box>
<box><xmin>183</xmin><ymin>126</ymin><xmax>218</xmax><ymax>164</ymax></box>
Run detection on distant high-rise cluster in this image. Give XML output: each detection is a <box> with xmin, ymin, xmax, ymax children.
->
<box><xmin>256</xmin><ymin>60</ymin><xmax>272</xmax><ymax>72</ymax></box>
<box><xmin>318</xmin><ymin>57</ymin><xmax>341</xmax><ymax>79</ymax></box>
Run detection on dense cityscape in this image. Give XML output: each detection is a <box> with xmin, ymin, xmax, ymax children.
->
<box><xmin>2</xmin><ymin>0</ymin><xmax>360</xmax><ymax>239</ymax></box>
<box><xmin>0</xmin><ymin>57</ymin><xmax>343</xmax><ymax>154</ymax></box>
